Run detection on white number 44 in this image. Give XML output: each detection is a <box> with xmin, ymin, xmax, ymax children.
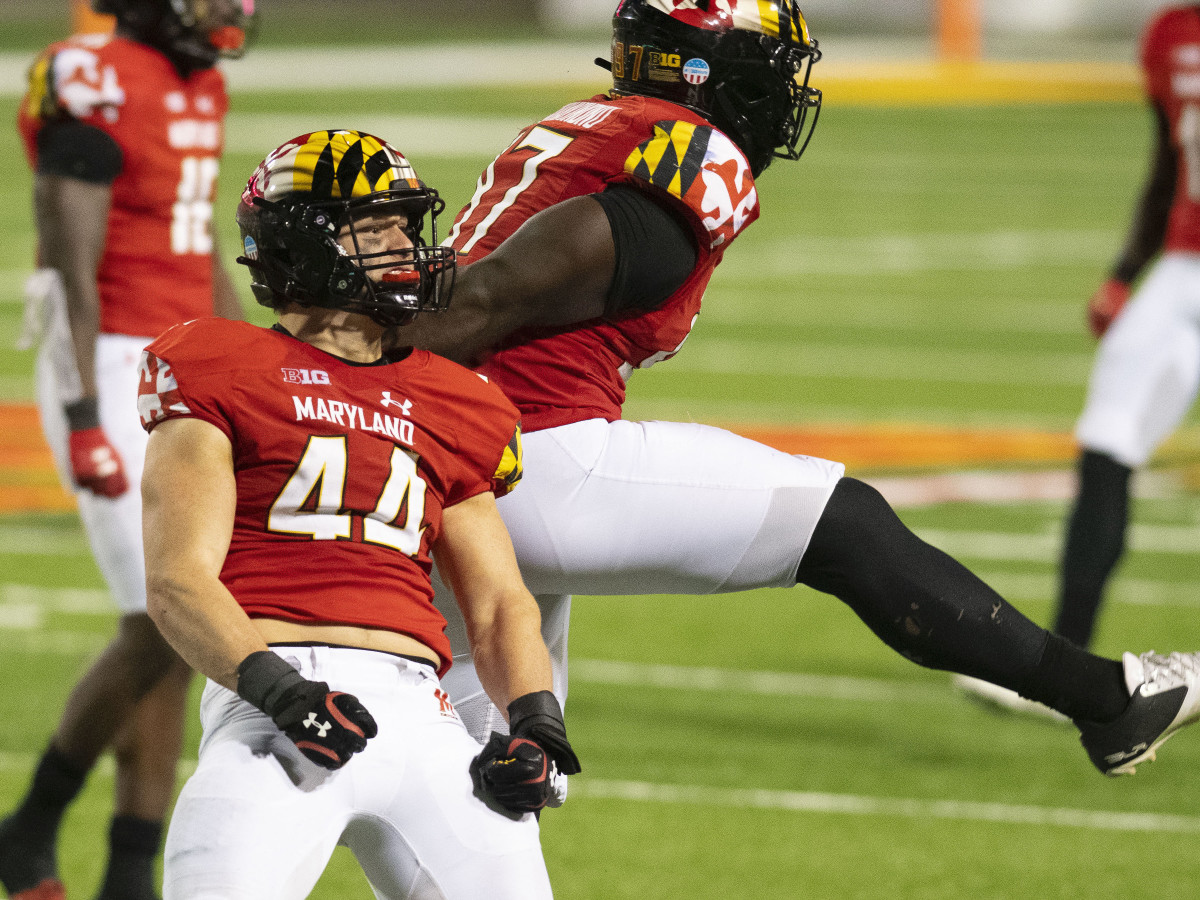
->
<box><xmin>268</xmin><ymin>436</ymin><xmax>427</xmax><ymax>555</ymax></box>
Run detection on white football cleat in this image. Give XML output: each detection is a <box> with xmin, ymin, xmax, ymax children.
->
<box><xmin>1076</xmin><ymin>651</ymin><xmax>1200</xmax><ymax>776</ymax></box>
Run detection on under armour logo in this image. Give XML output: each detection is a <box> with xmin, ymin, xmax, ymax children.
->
<box><xmin>380</xmin><ymin>391</ymin><xmax>412</xmax><ymax>415</ymax></box>
<box><xmin>303</xmin><ymin>712</ymin><xmax>332</xmax><ymax>737</ymax></box>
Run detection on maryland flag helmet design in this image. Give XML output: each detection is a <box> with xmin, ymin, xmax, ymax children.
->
<box><xmin>236</xmin><ymin>130</ymin><xmax>456</xmax><ymax>327</ymax></box>
<box><xmin>607</xmin><ymin>0</ymin><xmax>821</xmax><ymax>176</ymax></box>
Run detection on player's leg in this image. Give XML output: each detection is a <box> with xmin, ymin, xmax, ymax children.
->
<box><xmin>343</xmin><ymin>656</ymin><xmax>551</xmax><ymax>900</ymax></box>
<box><xmin>163</xmin><ymin>677</ymin><xmax>348</xmax><ymax>900</ymax></box>
<box><xmin>0</xmin><ymin>333</ymin><xmax>178</xmax><ymax>900</ymax></box>
<box><xmin>1057</xmin><ymin>254</ymin><xmax>1200</xmax><ymax>647</ymax></box>
<box><xmin>797</xmin><ymin>475</ymin><xmax>1200</xmax><ymax>774</ymax></box>
<box><xmin>96</xmin><ymin>654</ymin><xmax>192</xmax><ymax>900</ymax></box>
<box><xmin>435</xmin><ymin>418</ymin><xmax>842</xmax><ymax>742</ymax></box>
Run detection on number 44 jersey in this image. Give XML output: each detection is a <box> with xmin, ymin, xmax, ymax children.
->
<box><xmin>18</xmin><ymin>34</ymin><xmax>227</xmax><ymax>338</ymax></box>
<box><xmin>137</xmin><ymin>318</ymin><xmax>524</xmax><ymax>675</ymax></box>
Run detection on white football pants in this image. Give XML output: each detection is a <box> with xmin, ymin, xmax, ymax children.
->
<box><xmin>435</xmin><ymin>417</ymin><xmax>844</xmax><ymax>742</ymax></box>
<box><xmin>1076</xmin><ymin>252</ymin><xmax>1200</xmax><ymax>468</ymax></box>
<box><xmin>163</xmin><ymin>647</ymin><xmax>551</xmax><ymax>900</ymax></box>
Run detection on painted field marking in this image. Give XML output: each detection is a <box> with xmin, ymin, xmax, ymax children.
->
<box><xmin>1</xmin><ymin>748</ymin><xmax>1189</xmax><ymax>836</ymax></box>
<box><xmin>916</xmin><ymin>523</ymin><xmax>1200</xmax><ymax>561</ymax></box>
<box><xmin>571</xmin><ymin>658</ymin><xmax>951</xmax><ymax>704</ymax></box>
<box><xmin>574</xmin><ymin>780</ymin><xmax>1200</xmax><ymax>834</ymax></box>
<box><xmin>671</xmin><ymin>338</ymin><xmax>1092</xmax><ymax>385</ymax></box>
<box><xmin>719</xmin><ymin>228</ymin><xmax>1118</xmax><ymax>277</ymax></box>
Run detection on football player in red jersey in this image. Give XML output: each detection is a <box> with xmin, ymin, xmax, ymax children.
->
<box><xmin>138</xmin><ymin>129</ymin><xmax>577</xmax><ymax>900</ymax></box>
<box><xmin>1059</xmin><ymin>6</ymin><xmax>1200</xmax><ymax>647</ymax></box>
<box><xmin>958</xmin><ymin>5</ymin><xmax>1200</xmax><ymax>709</ymax></box>
<box><xmin>392</xmin><ymin>0</ymin><xmax>1200</xmax><ymax>781</ymax></box>
<box><xmin>2</xmin><ymin>2</ymin><xmax>253</xmax><ymax>898</ymax></box>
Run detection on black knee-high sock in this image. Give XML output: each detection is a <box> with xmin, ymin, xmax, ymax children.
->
<box><xmin>6</xmin><ymin>744</ymin><xmax>88</xmax><ymax>841</ymax></box>
<box><xmin>797</xmin><ymin>477</ymin><xmax>1128</xmax><ymax>722</ymax></box>
<box><xmin>96</xmin><ymin>815</ymin><xmax>163</xmax><ymax>900</ymax></box>
<box><xmin>1053</xmin><ymin>450</ymin><xmax>1133</xmax><ymax>648</ymax></box>
<box><xmin>0</xmin><ymin>745</ymin><xmax>88</xmax><ymax>893</ymax></box>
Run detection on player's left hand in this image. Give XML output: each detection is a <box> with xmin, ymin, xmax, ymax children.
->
<box><xmin>1087</xmin><ymin>278</ymin><xmax>1131</xmax><ymax>337</ymax></box>
<box><xmin>469</xmin><ymin>690</ymin><xmax>581</xmax><ymax>815</ymax></box>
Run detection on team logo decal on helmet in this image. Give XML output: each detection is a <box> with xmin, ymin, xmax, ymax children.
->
<box><xmin>604</xmin><ymin>0</ymin><xmax>821</xmax><ymax>177</ymax></box>
<box><xmin>236</xmin><ymin>130</ymin><xmax>456</xmax><ymax>327</ymax></box>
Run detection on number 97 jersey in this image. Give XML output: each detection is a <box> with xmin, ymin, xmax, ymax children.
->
<box><xmin>1142</xmin><ymin>5</ymin><xmax>1200</xmax><ymax>253</ymax></box>
<box><xmin>137</xmin><ymin>318</ymin><xmax>523</xmax><ymax>675</ymax></box>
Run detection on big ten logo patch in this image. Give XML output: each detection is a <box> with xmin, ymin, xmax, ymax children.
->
<box><xmin>282</xmin><ymin>367</ymin><xmax>330</xmax><ymax>385</ymax></box>
<box><xmin>434</xmin><ymin>688</ymin><xmax>458</xmax><ymax>720</ymax></box>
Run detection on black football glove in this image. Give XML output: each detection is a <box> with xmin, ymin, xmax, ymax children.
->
<box><xmin>470</xmin><ymin>690</ymin><xmax>581</xmax><ymax>815</ymax></box>
<box><xmin>236</xmin><ymin>650</ymin><xmax>378</xmax><ymax>770</ymax></box>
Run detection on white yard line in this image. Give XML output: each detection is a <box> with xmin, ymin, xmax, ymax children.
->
<box><xmin>574</xmin><ymin>780</ymin><xmax>1200</xmax><ymax>834</ymax></box>
<box><xmin>0</xmin><ymin>747</ymin><xmax>1192</xmax><ymax>835</ymax></box>
<box><xmin>668</xmin><ymin>339</ymin><xmax>1092</xmax><ymax>385</ymax></box>
<box><xmin>571</xmin><ymin>658</ymin><xmax>952</xmax><ymax>704</ymax></box>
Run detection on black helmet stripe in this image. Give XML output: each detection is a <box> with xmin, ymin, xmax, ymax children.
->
<box><xmin>336</xmin><ymin>139</ymin><xmax>366</xmax><ymax>199</ymax></box>
<box><xmin>363</xmin><ymin>148</ymin><xmax>397</xmax><ymax>192</ymax></box>
<box><xmin>311</xmin><ymin>140</ymin><xmax>338</xmax><ymax>201</ymax></box>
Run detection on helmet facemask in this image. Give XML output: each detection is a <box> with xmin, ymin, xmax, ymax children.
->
<box><xmin>237</xmin><ymin>131</ymin><xmax>457</xmax><ymax>328</ymax></box>
<box><xmin>94</xmin><ymin>0</ymin><xmax>256</xmax><ymax>72</ymax></box>
<box><xmin>607</xmin><ymin>0</ymin><xmax>822</xmax><ymax>176</ymax></box>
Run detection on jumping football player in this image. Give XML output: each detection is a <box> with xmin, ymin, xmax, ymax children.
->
<box><xmin>392</xmin><ymin>0</ymin><xmax>1200</xmax><ymax>780</ymax></box>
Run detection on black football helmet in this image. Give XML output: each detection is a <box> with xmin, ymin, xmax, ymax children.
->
<box><xmin>92</xmin><ymin>0</ymin><xmax>255</xmax><ymax>72</ymax></box>
<box><xmin>605</xmin><ymin>0</ymin><xmax>821</xmax><ymax>176</ymax></box>
<box><xmin>236</xmin><ymin>130</ymin><xmax>457</xmax><ymax>328</ymax></box>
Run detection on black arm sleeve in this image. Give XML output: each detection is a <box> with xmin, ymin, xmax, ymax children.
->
<box><xmin>594</xmin><ymin>183</ymin><xmax>698</xmax><ymax>316</ymax></box>
<box><xmin>36</xmin><ymin>119</ymin><xmax>123</xmax><ymax>184</ymax></box>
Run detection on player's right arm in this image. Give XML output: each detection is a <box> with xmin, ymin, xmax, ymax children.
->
<box><xmin>142</xmin><ymin>415</ymin><xmax>266</xmax><ymax>689</ymax></box>
<box><xmin>35</xmin><ymin>120</ymin><xmax>132</xmax><ymax>494</ymax></box>
<box><xmin>1090</xmin><ymin>101</ymin><xmax>1175</xmax><ymax>336</ymax></box>
<box><xmin>391</xmin><ymin>186</ymin><xmax>697</xmax><ymax>365</ymax></box>
<box><xmin>142</xmin><ymin>412</ymin><xmax>377</xmax><ymax>769</ymax></box>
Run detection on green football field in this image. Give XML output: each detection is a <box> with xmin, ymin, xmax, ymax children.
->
<box><xmin>2</xmin><ymin>50</ymin><xmax>1200</xmax><ymax>900</ymax></box>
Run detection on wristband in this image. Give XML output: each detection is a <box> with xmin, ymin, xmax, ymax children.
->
<box><xmin>64</xmin><ymin>397</ymin><xmax>101</xmax><ymax>431</ymax></box>
<box><xmin>236</xmin><ymin>650</ymin><xmax>307</xmax><ymax>716</ymax></box>
<box><xmin>507</xmin><ymin>690</ymin><xmax>564</xmax><ymax>733</ymax></box>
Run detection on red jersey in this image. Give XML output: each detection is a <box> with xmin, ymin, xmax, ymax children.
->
<box><xmin>1142</xmin><ymin>5</ymin><xmax>1200</xmax><ymax>252</ymax></box>
<box><xmin>17</xmin><ymin>34</ymin><xmax>228</xmax><ymax>338</ymax></box>
<box><xmin>137</xmin><ymin>319</ymin><xmax>524</xmax><ymax>675</ymax></box>
<box><xmin>448</xmin><ymin>94</ymin><xmax>760</xmax><ymax>431</ymax></box>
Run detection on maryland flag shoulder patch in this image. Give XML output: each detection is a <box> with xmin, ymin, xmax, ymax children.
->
<box><xmin>624</xmin><ymin>120</ymin><xmax>711</xmax><ymax>203</ymax></box>
<box><xmin>623</xmin><ymin>120</ymin><xmax>758</xmax><ymax>249</ymax></box>
<box><xmin>491</xmin><ymin>425</ymin><xmax>524</xmax><ymax>497</ymax></box>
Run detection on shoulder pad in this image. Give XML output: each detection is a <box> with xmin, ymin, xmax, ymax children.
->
<box><xmin>30</xmin><ymin>42</ymin><xmax>127</xmax><ymax>124</ymax></box>
<box><xmin>623</xmin><ymin>120</ymin><xmax>758</xmax><ymax>250</ymax></box>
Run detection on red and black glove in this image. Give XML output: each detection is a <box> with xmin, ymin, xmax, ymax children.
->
<box><xmin>65</xmin><ymin>398</ymin><xmax>127</xmax><ymax>498</ymax></box>
<box><xmin>470</xmin><ymin>690</ymin><xmax>581</xmax><ymax>815</ymax></box>
<box><xmin>236</xmin><ymin>650</ymin><xmax>378</xmax><ymax>770</ymax></box>
<box><xmin>1087</xmin><ymin>278</ymin><xmax>1131</xmax><ymax>338</ymax></box>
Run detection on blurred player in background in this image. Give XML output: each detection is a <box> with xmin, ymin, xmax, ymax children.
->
<box><xmin>957</xmin><ymin>3</ymin><xmax>1200</xmax><ymax>713</ymax></box>
<box><xmin>1058</xmin><ymin>4</ymin><xmax>1200</xmax><ymax>648</ymax></box>
<box><xmin>140</xmin><ymin>129</ymin><xmax>577</xmax><ymax>899</ymax></box>
<box><xmin>0</xmin><ymin>2</ymin><xmax>253</xmax><ymax>898</ymax></box>
<box><xmin>394</xmin><ymin>0</ymin><xmax>1200</xmax><ymax>780</ymax></box>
